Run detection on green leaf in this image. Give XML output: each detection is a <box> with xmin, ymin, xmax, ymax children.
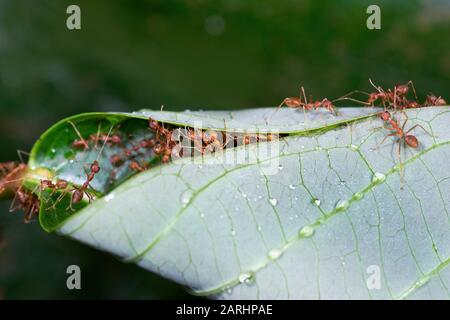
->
<box><xmin>26</xmin><ymin>107</ymin><xmax>450</xmax><ymax>299</ymax></box>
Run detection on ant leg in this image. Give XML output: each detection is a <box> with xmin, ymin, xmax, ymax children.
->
<box><xmin>68</xmin><ymin>121</ymin><xmax>89</xmax><ymax>150</ymax></box>
<box><xmin>407</xmin><ymin>80</ymin><xmax>418</xmax><ymax>101</ymax></box>
<box><xmin>268</xmin><ymin>99</ymin><xmax>289</xmax><ymax>121</ymax></box>
<box><xmin>93</xmin><ymin>122</ymin><xmax>102</xmax><ymax>149</ymax></box>
<box><xmin>95</xmin><ymin>125</ymin><xmax>114</xmax><ymax>162</ymax></box>
<box><xmin>16</xmin><ymin>150</ymin><xmax>30</xmax><ymax>163</ymax></box>
<box><xmin>372</xmin><ymin>133</ymin><xmax>397</xmax><ymax>150</ymax></box>
<box><xmin>301</xmin><ymin>86</ymin><xmax>310</xmax><ymax>106</ymax></box>
<box><xmin>333</xmin><ymin>96</ymin><xmax>371</xmax><ymax>106</ymax></box>
<box><xmin>401</xmin><ymin>111</ymin><xmax>432</xmax><ymax>136</ymax></box>
<box><xmin>397</xmin><ymin>140</ymin><xmax>405</xmax><ymax>189</ymax></box>
<box><xmin>405</xmin><ymin>124</ymin><xmax>432</xmax><ymax>136</ymax></box>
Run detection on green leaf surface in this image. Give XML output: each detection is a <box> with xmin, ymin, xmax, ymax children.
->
<box><xmin>27</xmin><ymin>107</ymin><xmax>450</xmax><ymax>299</ymax></box>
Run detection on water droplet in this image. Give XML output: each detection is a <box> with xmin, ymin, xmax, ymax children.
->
<box><xmin>268</xmin><ymin>248</ymin><xmax>283</xmax><ymax>260</ymax></box>
<box><xmin>278</xmin><ymin>164</ymin><xmax>284</xmax><ymax>170</ymax></box>
<box><xmin>51</xmin><ymin>148</ymin><xmax>56</xmax><ymax>154</ymax></box>
<box><xmin>294</xmin><ymin>196</ymin><xmax>299</xmax><ymax>201</ymax></box>
<box><xmin>230</xmin><ymin>229</ymin><xmax>236</xmax><ymax>236</ymax></box>
<box><xmin>269</xmin><ymin>198</ymin><xmax>278</xmax><ymax>206</ymax></box>
<box><xmin>312</xmin><ymin>198</ymin><xmax>321</xmax><ymax>207</ymax></box>
<box><xmin>350</xmin><ymin>144</ymin><xmax>359</xmax><ymax>150</ymax></box>
<box><xmin>220</xmin><ymin>215</ymin><xmax>224</xmax><ymax>219</ymax></box>
<box><xmin>372</xmin><ymin>172</ymin><xmax>386</xmax><ymax>184</ymax></box>
<box><xmin>299</xmin><ymin>225</ymin><xmax>315</xmax><ymax>238</ymax></box>
<box><xmin>335</xmin><ymin>199</ymin><xmax>350</xmax><ymax>211</ymax></box>
<box><xmin>200</xmin><ymin>213</ymin><xmax>205</xmax><ymax>218</ymax></box>
<box><xmin>180</xmin><ymin>190</ymin><xmax>194</xmax><ymax>208</ymax></box>
<box><xmin>339</xmin><ymin>180</ymin><xmax>346</xmax><ymax>186</ymax></box>
<box><xmin>235</xmin><ymin>207</ymin><xmax>240</xmax><ymax>212</ymax></box>
<box><xmin>257</xmin><ymin>195</ymin><xmax>263</xmax><ymax>200</ymax></box>
<box><xmin>315</xmin><ymin>146</ymin><xmax>322</xmax><ymax>151</ymax></box>
<box><xmin>289</xmin><ymin>216</ymin><xmax>294</xmax><ymax>221</ymax></box>
<box><xmin>257</xmin><ymin>225</ymin><xmax>262</xmax><ymax>232</ymax></box>
<box><xmin>69</xmin><ymin>160</ymin><xmax>74</xmax><ymax>164</ymax></box>
<box><xmin>238</xmin><ymin>272</ymin><xmax>254</xmax><ymax>285</ymax></box>
<box><xmin>242</xmin><ymin>193</ymin><xmax>247</xmax><ymax>198</ymax></box>
<box><xmin>225</xmin><ymin>287</ymin><xmax>233</xmax><ymax>294</ymax></box>
<box><xmin>352</xmin><ymin>192</ymin><xmax>364</xmax><ymax>201</ymax></box>
<box><xmin>288</xmin><ymin>184</ymin><xmax>296</xmax><ymax>190</ymax></box>
<box><xmin>198</xmin><ymin>165</ymin><xmax>203</xmax><ymax>169</ymax></box>
<box><xmin>104</xmin><ymin>193</ymin><xmax>115</xmax><ymax>202</ymax></box>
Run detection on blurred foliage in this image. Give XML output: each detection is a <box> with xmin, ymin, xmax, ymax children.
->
<box><xmin>0</xmin><ymin>0</ymin><xmax>449</xmax><ymax>298</ymax></box>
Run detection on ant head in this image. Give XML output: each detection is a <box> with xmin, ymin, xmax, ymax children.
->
<box><xmin>395</xmin><ymin>84</ymin><xmax>409</xmax><ymax>96</ymax></box>
<box><xmin>111</xmin><ymin>135</ymin><xmax>121</xmax><ymax>144</ymax></box>
<box><xmin>91</xmin><ymin>160</ymin><xmax>100</xmax><ymax>173</ymax></box>
<box><xmin>379</xmin><ymin>111</ymin><xmax>391</xmax><ymax>121</ymax></box>
<box><xmin>405</xmin><ymin>135</ymin><xmax>419</xmax><ymax>148</ymax></box>
<box><xmin>148</xmin><ymin>118</ymin><xmax>159</xmax><ymax>131</ymax></box>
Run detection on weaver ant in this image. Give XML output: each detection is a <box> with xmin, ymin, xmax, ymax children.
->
<box><xmin>336</xmin><ymin>79</ymin><xmax>419</xmax><ymax>110</ymax></box>
<box><xmin>374</xmin><ymin>110</ymin><xmax>431</xmax><ymax>185</ymax></box>
<box><xmin>0</xmin><ymin>162</ymin><xmax>39</xmax><ymax>223</ymax></box>
<box><xmin>275</xmin><ymin>86</ymin><xmax>336</xmax><ymax>115</ymax></box>
<box><xmin>424</xmin><ymin>94</ymin><xmax>447</xmax><ymax>107</ymax></box>
<box><xmin>10</xmin><ymin>186</ymin><xmax>40</xmax><ymax>223</ymax></box>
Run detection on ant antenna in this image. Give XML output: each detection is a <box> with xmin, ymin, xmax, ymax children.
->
<box><xmin>95</xmin><ymin>125</ymin><xmax>114</xmax><ymax>162</ymax></box>
<box><xmin>16</xmin><ymin>150</ymin><xmax>30</xmax><ymax>163</ymax></box>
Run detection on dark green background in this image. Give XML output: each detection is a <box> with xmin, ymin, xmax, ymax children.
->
<box><xmin>0</xmin><ymin>0</ymin><xmax>449</xmax><ymax>299</ymax></box>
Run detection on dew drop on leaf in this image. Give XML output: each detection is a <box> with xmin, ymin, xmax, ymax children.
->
<box><xmin>269</xmin><ymin>198</ymin><xmax>278</xmax><ymax>206</ymax></box>
<box><xmin>299</xmin><ymin>225</ymin><xmax>315</xmax><ymax>238</ymax></box>
<box><xmin>372</xmin><ymin>172</ymin><xmax>386</xmax><ymax>184</ymax></box>
<box><xmin>312</xmin><ymin>198</ymin><xmax>321</xmax><ymax>207</ymax></box>
<box><xmin>288</xmin><ymin>184</ymin><xmax>296</xmax><ymax>190</ymax></box>
<box><xmin>238</xmin><ymin>272</ymin><xmax>254</xmax><ymax>285</ymax></box>
<box><xmin>180</xmin><ymin>189</ymin><xmax>194</xmax><ymax>208</ymax></box>
<box><xmin>268</xmin><ymin>248</ymin><xmax>283</xmax><ymax>260</ymax></box>
<box><xmin>335</xmin><ymin>199</ymin><xmax>350</xmax><ymax>211</ymax></box>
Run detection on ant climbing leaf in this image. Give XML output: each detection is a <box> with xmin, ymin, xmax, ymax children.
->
<box><xmin>11</xmin><ymin>106</ymin><xmax>450</xmax><ymax>299</ymax></box>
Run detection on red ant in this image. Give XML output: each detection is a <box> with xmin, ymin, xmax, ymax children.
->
<box><xmin>69</xmin><ymin>160</ymin><xmax>100</xmax><ymax>210</ymax></box>
<box><xmin>336</xmin><ymin>79</ymin><xmax>419</xmax><ymax>110</ymax></box>
<box><xmin>10</xmin><ymin>186</ymin><xmax>40</xmax><ymax>223</ymax></box>
<box><xmin>375</xmin><ymin>110</ymin><xmax>431</xmax><ymax>185</ymax></box>
<box><xmin>424</xmin><ymin>94</ymin><xmax>447</xmax><ymax>106</ymax></box>
<box><xmin>89</xmin><ymin>133</ymin><xmax>122</xmax><ymax>146</ymax></box>
<box><xmin>0</xmin><ymin>162</ymin><xmax>40</xmax><ymax>223</ymax></box>
<box><xmin>275</xmin><ymin>86</ymin><xmax>336</xmax><ymax>115</ymax></box>
<box><xmin>376</xmin><ymin>111</ymin><xmax>428</xmax><ymax>150</ymax></box>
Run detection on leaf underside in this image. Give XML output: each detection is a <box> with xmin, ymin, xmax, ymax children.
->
<box><xmin>26</xmin><ymin>107</ymin><xmax>450</xmax><ymax>299</ymax></box>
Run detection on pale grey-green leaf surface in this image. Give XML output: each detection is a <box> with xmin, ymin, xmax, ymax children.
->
<box><xmin>57</xmin><ymin>107</ymin><xmax>450</xmax><ymax>299</ymax></box>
